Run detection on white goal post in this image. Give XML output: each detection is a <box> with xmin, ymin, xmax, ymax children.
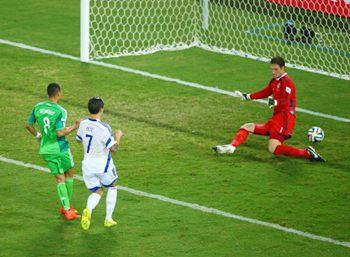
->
<box><xmin>81</xmin><ymin>0</ymin><xmax>350</xmax><ymax>80</ymax></box>
<box><xmin>81</xmin><ymin>0</ymin><xmax>90</xmax><ymax>62</ymax></box>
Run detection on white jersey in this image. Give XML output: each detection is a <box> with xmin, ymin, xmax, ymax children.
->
<box><xmin>76</xmin><ymin>118</ymin><xmax>117</xmax><ymax>175</ymax></box>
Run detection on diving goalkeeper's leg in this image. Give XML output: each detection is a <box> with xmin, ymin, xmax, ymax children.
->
<box><xmin>213</xmin><ymin>123</ymin><xmax>263</xmax><ymax>154</ymax></box>
<box><xmin>269</xmin><ymin>139</ymin><xmax>325</xmax><ymax>162</ymax></box>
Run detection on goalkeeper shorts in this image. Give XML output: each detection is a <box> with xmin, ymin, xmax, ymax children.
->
<box><xmin>254</xmin><ymin>112</ymin><xmax>295</xmax><ymax>142</ymax></box>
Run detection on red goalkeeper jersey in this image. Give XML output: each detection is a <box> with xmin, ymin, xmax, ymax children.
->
<box><xmin>250</xmin><ymin>73</ymin><xmax>296</xmax><ymax>115</ymax></box>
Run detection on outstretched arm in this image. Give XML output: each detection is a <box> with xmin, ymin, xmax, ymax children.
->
<box><xmin>235</xmin><ymin>84</ymin><xmax>272</xmax><ymax>101</ymax></box>
<box><xmin>249</xmin><ymin>84</ymin><xmax>272</xmax><ymax>100</ymax></box>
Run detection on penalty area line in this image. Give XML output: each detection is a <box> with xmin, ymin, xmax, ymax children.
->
<box><xmin>0</xmin><ymin>155</ymin><xmax>349</xmax><ymax>249</ymax></box>
<box><xmin>0</xmin><ymin>38</ymin><xmax>349</xmax><ymax>123</ymax></box>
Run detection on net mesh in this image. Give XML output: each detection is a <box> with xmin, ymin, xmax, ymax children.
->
<box><xmin>89</xmin><ymin>0</ymin><xmax>350</xmax><ymax>79</ymax></box>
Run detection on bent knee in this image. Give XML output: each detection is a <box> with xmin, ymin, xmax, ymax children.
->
<box><xmin>96</xmin><ymin>188</ymin><xmax>104</xmax><ymax>196</ymax></box>
<box><xmin>240</xmin><ymin>123</ymin><xmax>254</xmax><ymax>133</ymax></box>
<box><xmin>55</xmin><ymin>173</ymin><xmax>66</xmax><ymax>183</ymax></box>
<box><xmin>268</xmin><ymin>140</ymin><xmax>281</xmax><ymax>154</ymax></box>
<box><xmin>268</xmin><ymin>145</ymin><xmax>277</xmax><ymax>154</ymax></box>
<box><xmin>65</xmin><ymin>168</ymin><xmax>74</xmax><ymax>178</ymax></box>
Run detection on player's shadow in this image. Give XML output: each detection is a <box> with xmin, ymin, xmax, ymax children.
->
<box><xmin>220</xmin><ymin>142</ymin><xmax>306</xmax><ymax>175</ymax></box>
<box><xmin>7</xmin><ymin>85</ymin><xmax>348</xmax><ymax>174</ymax></box>
<box><xmin>5</xmin><ymin>85</ymin><xmax>227</xmax><ymax>143</ymax></box>
<box><xmin>28</xmin><ymin>220</ymin><xmax>74</xmax><ymax>256</ymax></box>
<box><xmin>270</xmin><ymin>157</ymin><xmax>305</xmax><ymax>176</ymax></box>
<box><xmin>80</xmin><ymin>228</ymin><xmax>119</xmax><ymax>256</ymax></box>
<box><xmin>233</xmin><ymin>140</ymin><xmax>349</xmax><ymax>174</ymax></box>
<box><xmin>28</xmin><ymin>219</ymin><xmax>119</xmax><ymax>257</ymax></box>
<box><xmin>321</xmin><ymin>160</ymin><xmax>349</xmax><ymax>172</ymax></box>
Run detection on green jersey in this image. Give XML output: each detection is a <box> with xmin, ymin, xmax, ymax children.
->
<box><xmin>27</xmin><ymin>101</ymin><xmax>70</xmax><ymax>155</ymax></box>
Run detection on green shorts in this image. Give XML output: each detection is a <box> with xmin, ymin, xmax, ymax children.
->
<box><xmin>41</xmin><ymin>150</ymin><xmax>74</xmax><ymax>175</ymax></box>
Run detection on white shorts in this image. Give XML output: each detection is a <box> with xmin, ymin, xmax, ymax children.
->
<box><xmin>83</xmin><ymin>165</ymin><xmax>118</xmax><ymax>192</ymax></box>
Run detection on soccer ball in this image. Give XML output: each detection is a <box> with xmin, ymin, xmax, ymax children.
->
<box><xmin>307</xmin><ymin>126</ymin><xmax>325</xmax><ymax>143</ymax></box>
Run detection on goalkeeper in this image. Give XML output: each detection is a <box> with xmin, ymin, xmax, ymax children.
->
<box><xmin>213</xmin><ymin>56</ymin><xmax>325</xmax><ymax>162</ymax></box>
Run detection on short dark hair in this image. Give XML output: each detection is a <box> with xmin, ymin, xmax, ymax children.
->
<box><xmin>47</xmin><ymin>83</ymin><xmax>61</xmax><ymax>97</ymax></box>
<box><xmin>88</xmin><ymin>97</ymin><xmax>104</xmax><ymax>114</ymax></box>
<box><xmin>270</xmin><ymin>56</ymin><xmax>285</xmax><ymax>68</ymax></box>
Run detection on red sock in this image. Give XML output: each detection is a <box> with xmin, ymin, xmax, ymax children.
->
<box><xmin>230</xmin><ymin>129</ymin><xmax>249</xmax><ymax>147</ymax></box>
<box><xmin>274</xmin><ymin>145</ymin><xmax>311</xmax><ymax>158</ymax></box>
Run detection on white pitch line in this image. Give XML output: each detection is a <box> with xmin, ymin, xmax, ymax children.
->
<box><xmin>0</xmin><ymin>155</ymin><xmax>349</xmax><ymax>249</ymax></box>
<box><xmin>1</xmin><ymin>38</ymin><xmax>350</xmax><ymax>123</ymax></box>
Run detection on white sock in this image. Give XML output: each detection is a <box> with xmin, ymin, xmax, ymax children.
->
<box><xmin>105</xmin><ymin>187</ymin><xmax>118</xmax><ymax>220</ymax></box>
<box><xmin>87</xmin><ymin>193</ymin><xmax>101</xmax><ymax>212</ymax></box>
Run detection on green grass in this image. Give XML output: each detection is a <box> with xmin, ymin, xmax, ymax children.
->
<box><xmin>1</xmin><ymin>162</ymin><xmax>348</xmax><ymax>257</ymax></box>
<box><xmin>0</xmin><ymin>1</ymin><xmax>350</xmax><ymax>256</ymax></box>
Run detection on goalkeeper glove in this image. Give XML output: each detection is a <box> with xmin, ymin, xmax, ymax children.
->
<box><xmin>235</xmin><ymin>91</ymin><xmax>250</xmax><ymax>101</ymax></box>
<box><xmin>267</xmin><ymin>96</ymin><xmax>277</xmax><ymax>108</ymax></box>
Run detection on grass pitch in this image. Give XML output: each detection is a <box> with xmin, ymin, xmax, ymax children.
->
<box><xmin>0</xmin><ymin>1</ymin><xmax>349</xmax><ymax>256</ymax></box>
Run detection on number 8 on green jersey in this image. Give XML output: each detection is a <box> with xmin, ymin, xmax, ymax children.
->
<box><xmin>27</xmin><ymin>101</ymin><xmax>74</xmax><ymax>174</ymax></box>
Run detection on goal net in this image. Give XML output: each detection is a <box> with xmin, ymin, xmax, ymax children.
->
<box><xmin>81</xmin><ymin>0</ymin><xmax>350</xmax><ymax>80</ymax></box>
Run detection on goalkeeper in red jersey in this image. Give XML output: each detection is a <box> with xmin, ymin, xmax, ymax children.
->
<box><xmin>213</xmin><ymin>56</ymin><xmax>325</xmax><ymax>162</ymax></box>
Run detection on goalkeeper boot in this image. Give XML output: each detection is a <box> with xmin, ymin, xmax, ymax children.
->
<box><xmin>104</xmin><ymin>219</ymin><xmax>117</xmax><ymax>228</ymax></box>
<box><xmin>212</xmin><ymin>144</ymin><xmax>236</xmax><ymax>154</ymax></box>
<box><xmin>307</xmin><ymin>146</ymin><xmax>326</xmax><ymax>162</ymax></box>
<box><xmin>81</xmin><ymin>208</ymin><xmax>92</xmax><ymax>230</ymax></box>
<box><xmin>65</xmin><ymin>208</ymin><xmax>81</xmax><ymax>221</ymax></box>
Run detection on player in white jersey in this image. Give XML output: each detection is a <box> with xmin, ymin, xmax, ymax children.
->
<box><xmin>76</xmin><ymin>97</ymin><xmax>123</xmax><ymax>230</ymax></box>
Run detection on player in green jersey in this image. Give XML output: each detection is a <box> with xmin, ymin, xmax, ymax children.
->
<box><xmin>25</xmin><ymin>83</ymin><xmax>80</xmax><ymax>220</ymax></box>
